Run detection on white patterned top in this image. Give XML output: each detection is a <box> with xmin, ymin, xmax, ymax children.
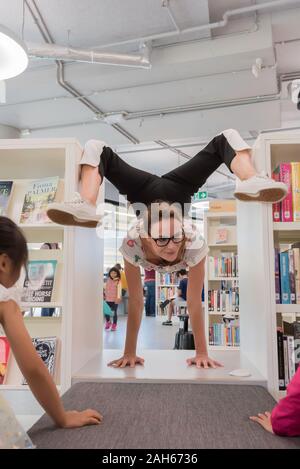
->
<box><xmin>119</xmin><ymin>218</ymin><xmax>209</xmax><ymax>273</ymax></box>
<box><xmin>0</xmin><ymin>284</ymin><xmax>22</xmax><ymax>307</ymax></box>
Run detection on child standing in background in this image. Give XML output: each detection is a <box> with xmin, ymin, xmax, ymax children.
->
<box><xmin>105</xmin><ymin>267</ymin><xmax>122</xmax><ymax>331</ymax></box>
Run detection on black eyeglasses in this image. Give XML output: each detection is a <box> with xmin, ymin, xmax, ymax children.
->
<box><xmin>152</xmin><ymin>230</ymin><xmax>185</xmax><ymax>247</ymax></box>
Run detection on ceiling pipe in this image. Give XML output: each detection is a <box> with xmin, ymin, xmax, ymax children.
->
<box><xmin>27</xmin><ymin>42</ymin><xmax>151</xmax><ymax>69</ymax></box>
<box><xmin>90</xmin><ymin>0</ymin><xmax>300</xmax><ymax>50</ymax></box>
<box><xmin>161</xmin><ymin>0</ymin><xmax>181</xmax><ymax>33</ymax></box>
<box><xmin>25</xmin><ymin>0</ymin><xmax>140</xmax><ymax>144</ymax></box>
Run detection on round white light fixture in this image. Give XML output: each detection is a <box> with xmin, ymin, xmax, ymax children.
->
<box><xmin>0</xmin><ymin>25</ymin><xmax>28</xmax><ymax>80</ymax></box>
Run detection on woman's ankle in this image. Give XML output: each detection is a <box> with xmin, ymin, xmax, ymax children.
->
<box><xmin>230</xmin><ymin>151</ymin><xmax>257</xmax><ymax>181</ymax></box>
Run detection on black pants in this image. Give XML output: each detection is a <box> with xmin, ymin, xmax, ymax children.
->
<box><xmin>98</xmin><ymin>133</ymin><xmax>238</xmax><ymax>211</ymax></box>
<box><xmin>105</xmin><ymin>301</ymin><xmax>118</xmax><ymax>325</ymax></box>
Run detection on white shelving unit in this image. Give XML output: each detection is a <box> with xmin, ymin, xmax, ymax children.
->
<box><xmin>237</xmin><ymin>130</ymin><xmax>300</xmax><ymax>401</ymax></box>
<box><xmin>0</xmin><ymin>138</ymin><xmax>104</xmax><ymax>416</ymax></box>
<box><xmin>204</xmin><ymin>211</ymin><xmax>240</xmax><ymax>351</ymax></box>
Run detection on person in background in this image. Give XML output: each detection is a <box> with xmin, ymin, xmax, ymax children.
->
<box><xmin>162</xmin><ymin>269</ymin><xmax>188</xmax><ymax>326</ymax></box>
<box><xmin>0</xmin><ymin>216</ymin><xmax>102</xmax><ymax>428</ymax></box>
<box><xmin>114</xmin><ymin>263</ymin><xmax>128</xmax><ymax>297</ymax></box>
<box><xmin>144</xmin><ymin>268</ymin><xmax>156</xmax><ymax>317</ymax></box>
<box><xmin>104</xmin><ymin>267</ymin><xmax>122</xmax><ymax>331</ymax></box>
<box><xmin>250</xmin><ymin>366</ymin><xmax>300</xmax><ymax>436</ymax></box>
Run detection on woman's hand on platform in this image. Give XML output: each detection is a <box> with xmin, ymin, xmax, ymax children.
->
<box><xmin>62</xmin><ymin>409</ymin><xmax>103</xmax><ymax>428</ymax></box>
<box><xmin>249</xmin><ymin>412</ymin><xmax>274</xmax><ymax>433</ymax></box>
<box><xmin>108</xmin><ymin>354</ymin><xmax>145</xmax><ymax>368</ymax></box>
<box><xmin>186</xmin><ymin>354</ymin><xmax>223</xmax><ymax>369</ymax></box>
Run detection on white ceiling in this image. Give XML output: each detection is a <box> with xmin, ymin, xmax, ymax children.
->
<box><xmin>0</xmin><ymin>0</ymin><xmax>300</xmax><ymax>198</ymax></box>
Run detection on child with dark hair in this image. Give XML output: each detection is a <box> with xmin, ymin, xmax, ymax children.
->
<box><xmin>0</xmin><ymin>216</ymin><xmax>102</xmax><ymax>428</ymax></box>
<box><xmin>105</xmin><ymin>267</ymin><xmax>122</xmax><ymax>331</ymax></box>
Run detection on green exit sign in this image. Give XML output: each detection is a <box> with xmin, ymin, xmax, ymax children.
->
<box><xmin>193</xmin><ymin>191</ymin><xmax>208</xmax><ymax>201</ymax></box>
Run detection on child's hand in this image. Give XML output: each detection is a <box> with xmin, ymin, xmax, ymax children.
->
<box><xmin>187</xmin><ymin>353</ymin><xmax>223</xmax><ymax>369</ymax></box>
<box><xmin>108</xmin><ymin>354</ymin><xmax>145</xmax><ymax>368</ymax></box>
<box><xmin>62</xmin><ymin>409</ymin><xmax>103</xmax><ymax>428</ymax></box>
<box><xmin>249</xmin><ymin>412</ymin><xmax>274</xmax><ymax>433</ymax></box>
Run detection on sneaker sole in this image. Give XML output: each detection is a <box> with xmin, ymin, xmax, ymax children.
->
<box><xmin>47</xmin><ymin>208</ymin><xmax>99</xmax><ymax>228</ymax></box>
<box><xmin>234</xmin><ymin>187</ymin><xmax>287</xmax><ymax>203</ymax></box>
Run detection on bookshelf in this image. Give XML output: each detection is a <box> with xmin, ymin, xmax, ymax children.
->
<box><xmin>237</xmin><ymin>130</ymin><xmax>300</xmax><ymax>401</ymax></box>
<box><xmin>155</xmin><ymin>272</ymin><xmax>179</xmax><ymax>316</ymax></box>
<box><xmin>204</xmin><ymin>211</ymin><xmax>240</xmax><ymax>351</ymax></box>
<box><xmin>0</xmin><ymin>138</ymin><xmax>104</xmax><ymax>414</ymax></box>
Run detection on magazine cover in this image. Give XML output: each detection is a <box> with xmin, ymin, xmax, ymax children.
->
<box><xmin>22</xmin><ymin>337</ymin><xmax>58</xmax><ymax>385</ymax></box>
<box><xmin>21</xmin><ymin>260</ymin><xmax>57</xmax><ymax>303</ymax></box>
<box><xmin>20</xmin><ymin>176</ymin><xmax>59</xmax><ymax>224</ymax></box>
<box><xmin>0</xmin><ymin>181</ymin><xmax>13</xmax><ymax>216</ymax></box>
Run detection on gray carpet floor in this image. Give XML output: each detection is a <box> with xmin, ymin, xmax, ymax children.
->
<box><xmin>28</xmin><ymin>382</ymin><xmax>300</xmax><ymax>449</ymax></box>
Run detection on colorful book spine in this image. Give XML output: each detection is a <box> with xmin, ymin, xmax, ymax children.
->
<box><xmin>277</xmin><ymin>330</ymin><xmax>286</xmax><ymax>391</ymax></box>
<box><xmin>291</xmin><ymin>162</ymin><xmax>300</xmax><ymax>221</ymax></box>
<box><xmin>287</xmin><ymin>335</ymin><xmax>296</xmax><ymax>381</ymax></box>
<box><xmin>293</xmin><ymin>248</ymin><xmax>300</xmax><ymax>304</ymax></box>
<box><xmin>272</xmin><ymin>169</ymin><xmax>281</xmax><ymax>222</ymax></box>
<box><xmin>279</xmin><ymin>251</ymin><xmax>290</xmax><ymax>304</ymax></box>
<box><xmin>288</xmin><ymin>249</ymin><xmax>296</xmax><ymax>304</ymax></box>
<box><xmin>274</xmin><ymin>248</ymin><xmax>281</xmax><ymax>304</ymax></box>
<box><xmin>279</xmin><ymin>163</ymin><xmax>293</xmax><ymax>222</ymax></box>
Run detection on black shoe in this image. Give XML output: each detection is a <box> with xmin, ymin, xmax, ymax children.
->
<box><xmin>162</xmin><ymin>320</ymin><xmax>173</xmax><ymax>326</ymax></box>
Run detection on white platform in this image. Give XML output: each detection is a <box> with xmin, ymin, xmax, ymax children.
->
<box><xmin>73</xmin><ymin>349</ymin><xmax>266</xmax><ymax>386</ymax></box>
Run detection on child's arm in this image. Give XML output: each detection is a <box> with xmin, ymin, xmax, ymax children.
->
<box><xmin>0</xmin><ymin>300</ymin><xmax>102</xmax><ymax>428</ymax></box>
<box><xmin>271</xmin><ymin>366</ymin><xmax>300</xmax><ymax>436</ymax></box>
<box><xmin>250</xmin><ymin>367</ymin><xmax>300</xmax><ymax>436</ymax></box>
<box><xmin>108</xmin><ymin>259</ymin><xmax>144</xmax><ymax>368</ymax></box>
<box><xmin>186</xmin><ymin>258</ymin><xmax>222</xmax><ymax>369</ymax></box>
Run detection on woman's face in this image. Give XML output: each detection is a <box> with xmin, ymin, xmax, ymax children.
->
<box><xmin>110</xmin><ymin>270</ymin><xmax>118</xmax><ymax>280</ymax></box>
<box><xmin>147</xmin><ymin>218</ymin><xmax>184</xmax><ymax>262</ymax></box>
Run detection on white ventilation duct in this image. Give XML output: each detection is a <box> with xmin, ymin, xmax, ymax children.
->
<box><xmin>27</xmin><ymin>42</ymin><xmax>151</xmax><ymax>69</ymax></box>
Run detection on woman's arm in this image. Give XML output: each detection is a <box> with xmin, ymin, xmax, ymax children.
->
<box><xmin>0</xmin><ymin>300</ymin><xmax>102</xmax><ymax>428</ymax></box>
<box><xmin>187</xmin><ymin>258</ymin><xmax>222</xmax><ymax>368</ymax></box>
<box><xmin>108</xmin><ymin>259</ymin><xmax>144</xmax><ymax>368</ymax></box>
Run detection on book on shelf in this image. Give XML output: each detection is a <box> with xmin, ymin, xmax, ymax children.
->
<box><xmin>291</xmin><ymin>162</ymin><xmax>300</xmax><ymax>222</ymax></box>
<box><xmin>275</xmin><ymin>246</ymin><xmax>300</xmax><ymax>304</ymax></box>
<box><xmin>21</xmin><ymin>260</ymin><xmax>57</xmax><ymax>303</ymax></box>
<box><xmin>279</xmin><ymin>251</ymin><xmax>291</xmax><ymax>304</ymax></box>
<box><xmin>208</xmin><ymin>253</ymin><xmax>238</xmax><ymax>278</ymax></box>
<box><xmin>208</xmin><ymin>285</ymin><xmax>239</xmax><ymax>313</ymax></box>
<box><xmin>274</xmin><ymin>248</ymin><xmax>281</xmax><ymax>303</ymax></box>
<box><xmin>272</xmin><ymin>162</ymin><xmax>300</xmax><ymax>222</ymax></box>
<box><xmin>0</xmin><ymin>181</ymin><xmax>13</xmax><ymax>216</ymax></box>
<box><xmin>277</xmin><ymin>322</ymin><xmax>300</xmax><ymax>390</ymax></box>
<box><xmin>215</xmin><ymin>228</ymin><xmax>228</xmax><ymax>244</ymax></box>
<box><xmin>277</xmin><ymin>329</ymin><xmax>286</xmax><ymax>390</ymax></box>
<box><xmin>0</xmin><ymin>337</ymin><xmax>10</xmax><ymax>385</ymax></box>
<box><xmin>20</xmin><ymin>176</ymin><xmax>59</xmax><ymax>224</ymax></box>
<box><xmin>158</xmin><ymin>272</ymin><xmax>178</xmax><ymax>285</ymax></box>
<box><xmin>208</xmin><ymin>321</ymin><xmax>240</xmax><ymax>347</ymax></box>
<box><xmin>22</xmin><ymin>336</ymin><xmax>59</xmax><ymax>385</ymax></box>
<box><xmin>158</xmin><ymin>286</ymin><xmax>176</xmax><ymax>302</ymax></box>
<box><xmin>272</xmin><ymin>170</ymin><xmax>281</xmax><ymax>222</ymax></box>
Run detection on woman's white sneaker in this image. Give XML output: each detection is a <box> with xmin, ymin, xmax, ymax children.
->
<box><xmin>234</xmin><ymin>172</ymin><xmax>288</xmax><ymax>203</ymax></box>
<box><xmin>47</xmin><ymin>193</ymin><xmax>102</xmax><ymax>228</ymax></box>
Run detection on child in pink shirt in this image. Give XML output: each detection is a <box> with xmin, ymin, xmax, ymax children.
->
<box><xmin>250</xmin><ymin>366</ymin><xmax>300</xmax><ymax>436</ymax></box>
